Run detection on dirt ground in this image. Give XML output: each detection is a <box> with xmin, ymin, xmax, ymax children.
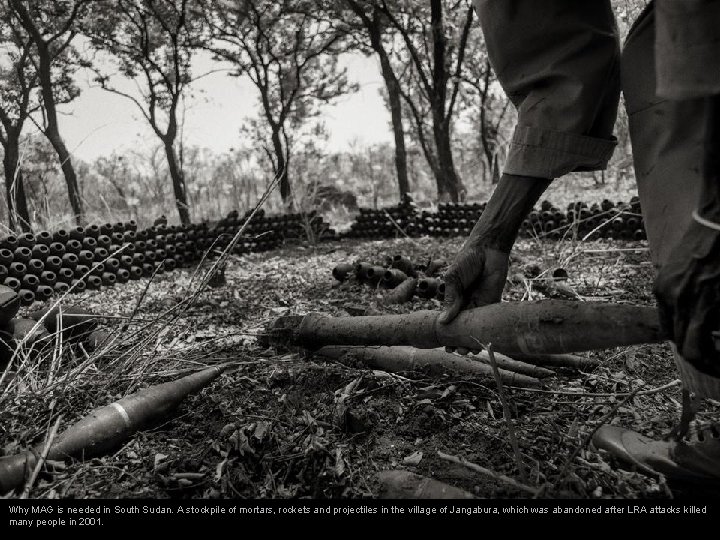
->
<box><xmin>2</xmin><ymin>234</ymin><xmax>715</xmax><ymax>500</ymax></box>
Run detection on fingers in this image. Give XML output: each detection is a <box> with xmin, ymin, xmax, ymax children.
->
<box><xmin>439</xmin><ymin>278</ymin><xmax>464</xmax><ymax>324</ymax></box>
<box><xmin>444</xmin><ymin>345</ymin><xmax>481</xmax><ymax>355</ymax></box>
<box><xmin>439</xmin><ymin>250</ymin><xmax>486</xmax><ymax>325</ymax></box>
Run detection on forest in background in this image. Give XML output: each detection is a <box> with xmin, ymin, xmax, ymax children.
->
<box><xmin>0</xmin><ymin>0</ymin><xmax>648</xmax><ymax>231</ymax></box>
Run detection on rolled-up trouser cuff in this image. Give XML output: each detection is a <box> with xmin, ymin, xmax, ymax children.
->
<box><xmin>503</xmin><ymin>125</ymin><xmax>617</xmax><ymax>179</ymax></box>
<box><xmin>673</xmin><ymin>345</ymin><xmax>720</xmax><ymax>400</ymax></box>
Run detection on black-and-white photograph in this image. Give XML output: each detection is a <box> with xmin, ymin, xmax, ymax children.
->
<box><xmin>0</xmin><ymin>0</ymin><xmax>719</xmax><ymax>524</ymax></box>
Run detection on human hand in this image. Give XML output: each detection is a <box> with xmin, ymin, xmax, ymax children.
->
<box><xmin>439</xmin><ymin>244</ymin><xmax>509</xmax><ymax>324</ymax></box>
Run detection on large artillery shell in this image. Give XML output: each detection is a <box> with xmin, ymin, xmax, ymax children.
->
<box><xmin>508</xmin><ymin>352</ymin><xmax>599</xmax><ymax>369</ymax></box>
<box><xmin>378</xmin><ymin>470</ymin><xmax>475</xmax><ymax>499</ymax></box>
<box><xmin>35</xmin><ymin>285</ymin><xmax>53</xmax><ymax>301</ymax></box>
<box><xmin>36</xmin><ymin>231</ymin><xmax>52</xmax><ymax>245</ymax></box>
<box><xmin>361</xmin><ymin>265</ymin><xmax>385</xmax><ymax>286</ymax></box>
<box><xmin>470</xmin><ymin>350</ymin><xmax>555</xmax><ymax>378</ymax></box>
<box><xmin>21</xmin><ymin>275</ymin><xmax>39</xmax><ymax>289</ymax></box>
<box><xmin>85</xmin><ymin>224</ymin><xmax>100</xmax><ymax>239</ymax></box>
<box><xmin>39</xmin><ymin>271</ymin><xmax>57</xmax><ymax>286</ymax></box>
<box><xmin>116</xmin><ymin>269</ymin><xmax>130</xmax><ymax>283</ymax></box>
<box><xmin>30</xmin><ymin>306</ymin><xmax>98</xmax><ymax>342</ymax></box>
<box><xmin>18</xmin><ymin>233</ymin><xmax>34</xmax><ymax>248</ymax></box>
<box><xmin>27</xmin><ymin>259</ymin><xmax>44</xmax><ymax>274</ymax></box>
<box><xmin>0</xmin><ymin>249</ymin><xmax>13</xmax><ymax>265</ymax></box>
<box><xmin>0</xmin><ymin>365</ymin><xmax>226</xmax><ymax>494</ymax></box>
<box><xmin>391</xmin><ymin>255</ymin><xmax>417</xmax><ymax>278</ymax></box>
<box><xmin>332</xmin><ymin>263</ymin><xmax>355</xmax><ymax>282</ymax></box>
<box><xmin>316</xmin><ymin>346</ymin><xmax>541</xmax><ymax>387</ymax></box>
<box><xmin>45</xmin><ymin>256</ymin><xmax>62</xmax><ymax>272</ymax></box>
<box><xmin>8</xmin><ymin>262</ymin><xmax>25</xmax><ymax>278</ymax></box>
<box><xmin>417</xmin><ymin>278</ymin><xmax>440</xmax><ymax>299</ymax></box>
<box><xmin>381</xmin><ymin>277</ymin><xmax>417</xmax><ymax>305</ymax></box>
<box><xmin>1</xmin><ymin>236</ymin><xmax>18</xmax><ymax>250</ymax></box>
<box><xmin>297</xmin><ymin>300</ymin><xmax>665</xmax><ymax>355</ymax></box>
<box><xmin>3</xmin><ymin>277</ymin><xmax>20</xmax><ymax>292</ymax></box>
<box><xmin>12</xmin><ymin>248</ymin><xmax>30</xmax><ymax>264</ymax></box>
<box><xmin>17</xmin><ymin>289</ymin><xmax>35</xmax><ymax>306</ymax></box>
<box><xmin>70</xmin><ymin>279</ymin><xmax>86</xmax><ymax>292</ymax></box>
<box><xmin>53</xmin><ymin>230</ymin><xmax>70</xmax><ymax>243</ymax></box>
<box><xmin>31</xmin><ymin>244</ymin><xmax>49</xmax><ymax>259</ymax></box>
<box><xmin>49</xmin><ymin>242</ymin><xmax>65</xmax><ymax>256</ymax></box>
<box><xmin>381</xmin><ymin>269</ymin><xmax>408</xmax><ymax>289</ymax></box>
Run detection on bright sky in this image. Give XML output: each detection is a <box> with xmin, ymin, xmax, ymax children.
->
<box><xmin>52</xmin><ymin>51</ymin><xmax>394</xmax><ymax>162</ymax></box>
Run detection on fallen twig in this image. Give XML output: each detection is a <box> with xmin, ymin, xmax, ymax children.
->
<box><xmin>510</xmin><ymin>379</ymin><xmax>681</xmax><ymax>398</ymax></box>
<box><xmin>437</xmin><ymin>451</ymin><xmax>538</xmax><ymax>496</ymax></box>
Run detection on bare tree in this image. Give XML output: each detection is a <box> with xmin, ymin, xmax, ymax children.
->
<box><xmin>86</xmin><ymin>0</ymin><xmax>201</xmax><ymax>225</ymax></box>
<box><xmin>461</xmin><ymin>58</ymin><xmax>511</xmax><ymax>184</ymax></box>
<box><xmin>0</xmin><ymin>6</ymin><xmax>38</xmax><ymax>231</ymax></box>
<box><xmin>8</xmin><ymin>0</ymin><xmax>91</xmax><ymax>224</ymax></box>
<box><xmin>201</xmin><ymin>0</ymin><xmax>354</xmax><ymax>209</ymax></box>
<box><xmin>379</xmin><ymin>0</ymin><xmax>474</xmax><ymax>202</ymax></box>
<box><xmin>341</xmin><ymin>0</ymin><xmax>409</xmax><ymax>199</ymax></box>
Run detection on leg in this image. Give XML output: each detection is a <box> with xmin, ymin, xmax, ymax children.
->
<box><xmin>473</xmin><ymin>0</ymin><xmax>621</xmax><ymax>179</ymax></box>
<box><xmin>595</xmin><ymin>2</ymin><xmax>720</xmax><ymax>483</ymax></box>
<box><xmin>622</xmin><ymin>5</ymin><xmax>706</xmax><ymax>269</ymax></box>
<box><xmin>443</xmin><ymin>1</ymin><xmax>623</xmax><ymax>326</ymax></box>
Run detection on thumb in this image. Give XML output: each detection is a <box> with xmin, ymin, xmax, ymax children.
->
<box><xmin>439</xmin><ymin>279</ymin><xmax>463</xmax><ymax>324</ymax></box>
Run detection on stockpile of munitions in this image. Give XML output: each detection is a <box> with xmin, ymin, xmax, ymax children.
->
<box><xmin>343</xmin><ymin>194</ymin><xmax>420</xmax><ymax>239</ymax></box>
<box><xmin>332</xmin><ymin>255</ymin><xmax>447</xmax><ymax>305</ymax></box>
<box><xmin>212</xmin><ymin>209</ymin><xmax>336</xmax><ymax>253</ymax></box>
<box><xmin>0</xmin><ymin>220</ymin><xmax>215</xmax><ymax>305</ymax></box>
<box><xmin>0</xmin><ymin>210</ymin><xmax>339</xmax><ymax>305</ymax></box>
<box><xmin>419</xmin><ymin>202</ymin><xmax>486</xmax><ymax>237</ymax></box>
<box><xmin>519</xmin><ymin>196</ymin><xmax>646</xmax><ymax>241</ymax></box>
<box><xmin>343</xmin><ymin>196</ymin><xmax>646</xmax><ymax>242</ymax></box>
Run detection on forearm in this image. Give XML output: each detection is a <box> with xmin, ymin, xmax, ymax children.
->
<box><xmin>465</xmin><ymin>173</ymin><xmax>552</xmax><ymax>253</ymax></box>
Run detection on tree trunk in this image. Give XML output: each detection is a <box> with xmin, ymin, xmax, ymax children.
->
<box><xmin>429</xmin><ymin>0</ymin><xmax>465</xmax><ymax>203</ymax></box>
<box><xmin>163</xmin><ymin>141</ymin><xmax>191</xmax><ymax>225</ymax></box>
<box><xmin>373</xmin><ymin>31</ymin><xmax>409</xmax><ymax>199</ymax></box>
<box><xmin>35</xmin><ymin>47</ymin><xmax>84</xmax><ymax>224</ymax></box>
<box><xmin>3</xmin><ymin>137</ymin><xmax>31</xmax><ymax>232</ymax></box>
<box><xmin>432</xmin><ymin>119</ymin><xmax>465</xmax><ymax>202</ymax></box>
<box><xmin>44</xmin><ymin>122</ymin><xmax>83</xmax><ymax>224</ymax></box>
<box><xmin>272</xmin><ymin>129</ymin><xmax>292</xmax><ymax>209</ymax></box>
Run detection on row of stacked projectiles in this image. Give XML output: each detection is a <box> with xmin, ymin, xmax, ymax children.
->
<box><xmin>419</xmin><ymin>202</ymin><xmax>487</xmax><ymax>237</ymax></box>
<box><xmin>0</xmin><ymin>219</ymin><xmax>223</xmax><ymax>304</ymax></box>
<box><xmin>344</xmin><ymin>194</ymin><xmax>421</xmax><ymax>239</ymax></box>
<box><xmin>342</xmin><ymin>196</ymin><xmax>646</xmax><ymax>242</ymax></box>
<box><xmin>519</xmin><ymin>197</ymin><xmax>646</xmax><ymax>241</ymax></box>
<box><xmin>332</xmin><ymin>255</ymin><xmax>448</xmax><ymax>305</ymax></box>
<box><xmin>211</xmin><ymin>209</ymin><xmax>337</xmax><ymax>254</ymax></box>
